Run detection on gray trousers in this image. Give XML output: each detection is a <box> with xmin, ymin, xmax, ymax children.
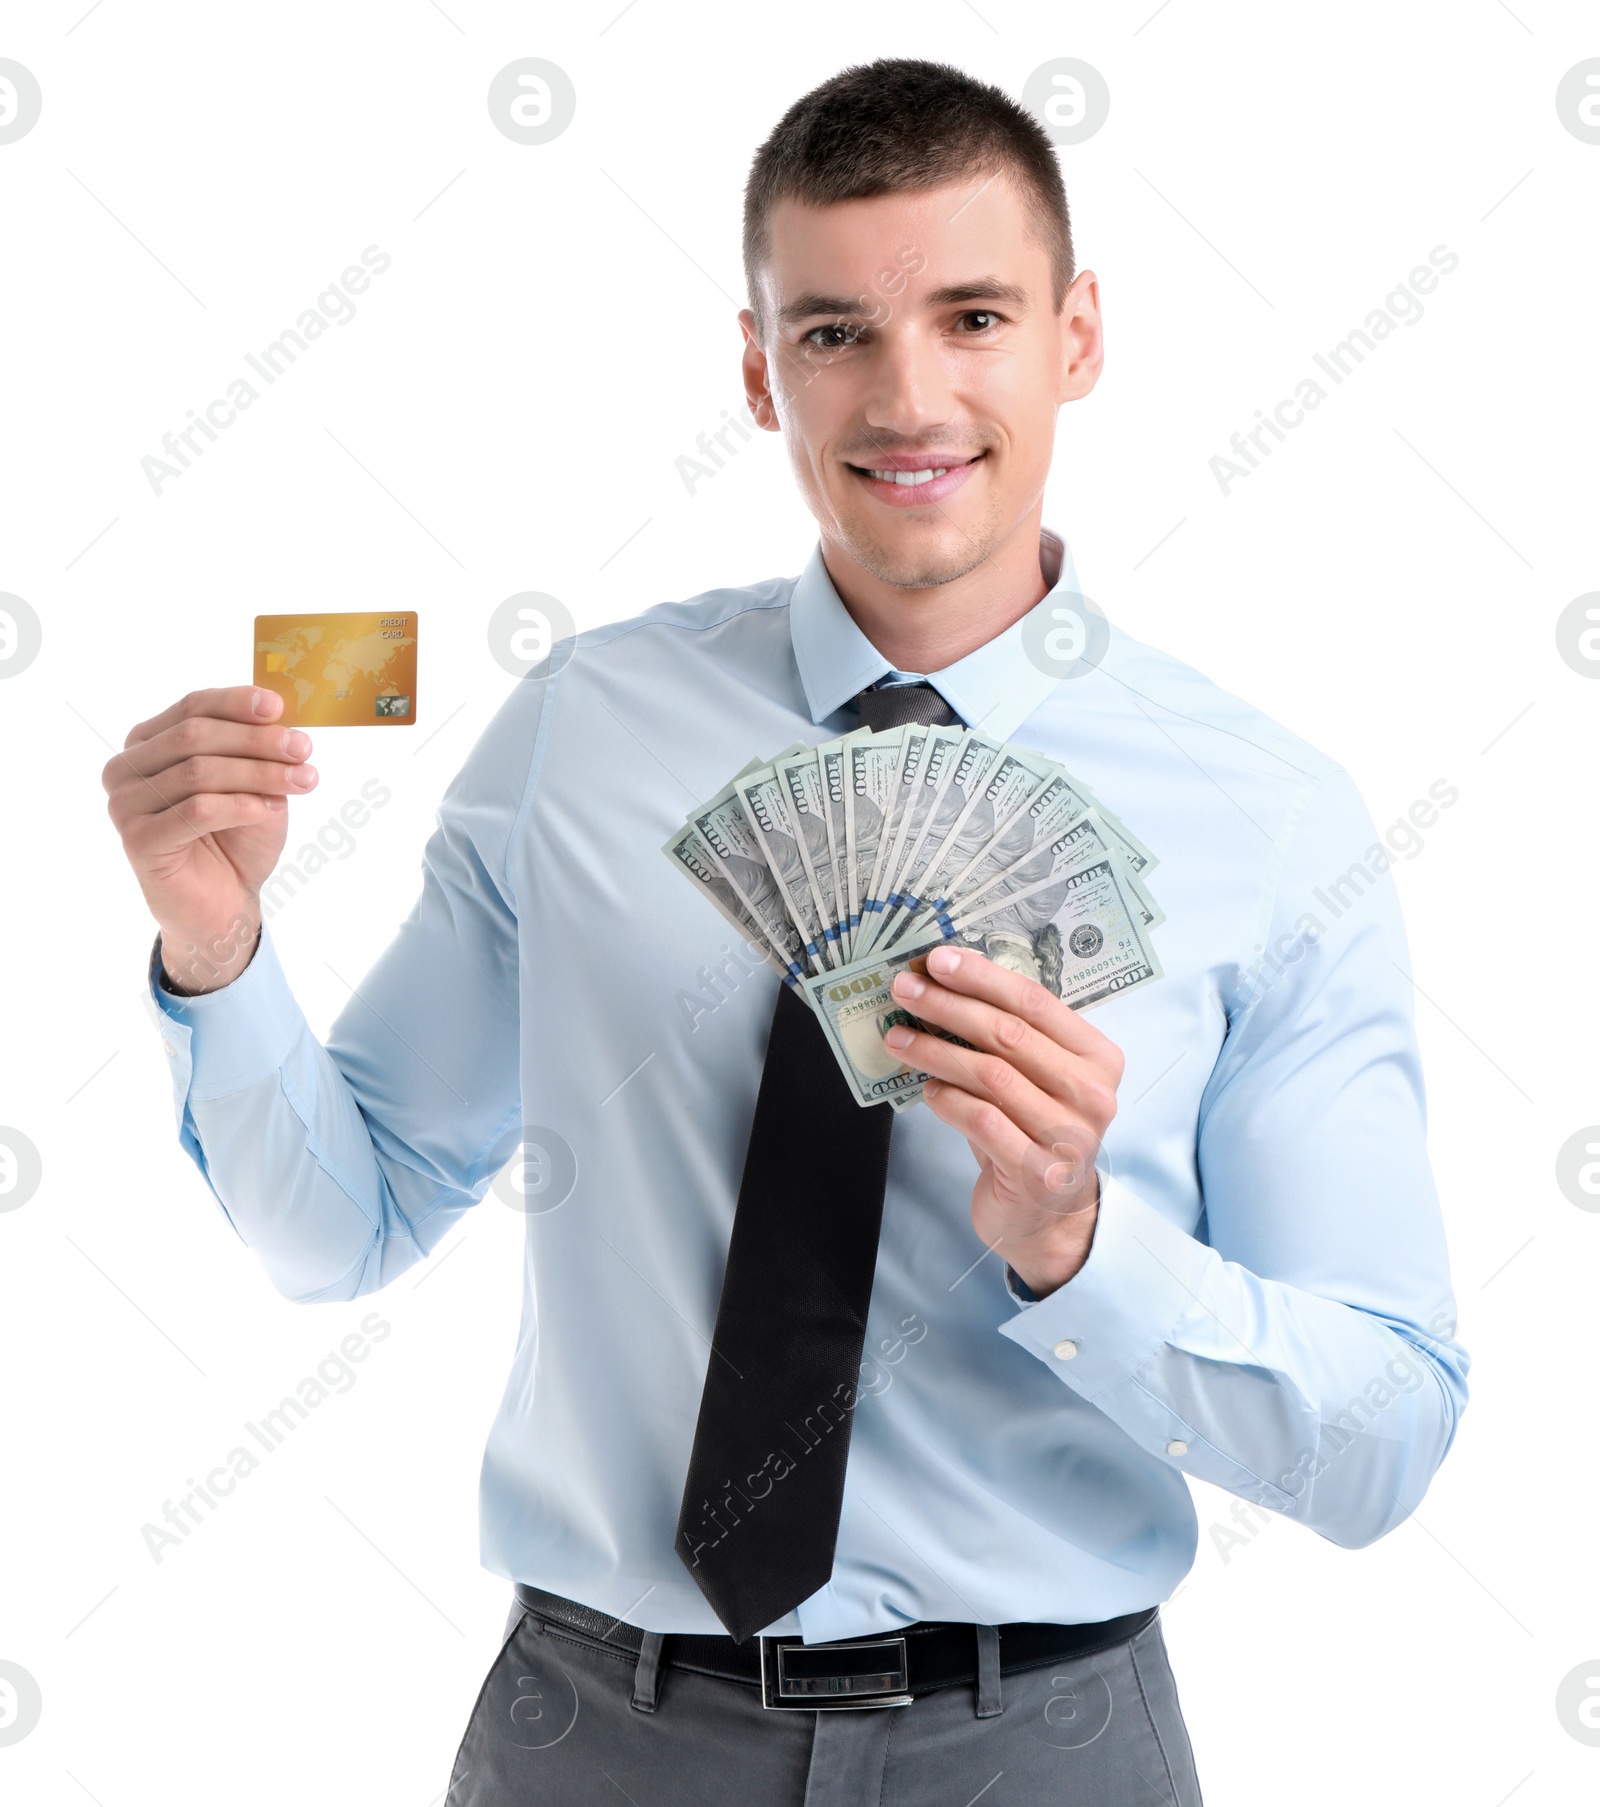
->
<box><xmin>445</xmin><ymin>1594</ymin><xmax>1204</xmax><ymax>1805</ymax></box>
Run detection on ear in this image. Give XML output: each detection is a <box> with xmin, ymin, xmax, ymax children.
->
<box><xmin>739</xmin><ymin>309</ymin><xmax>783</xmax><ymax>432</ymax></box>
<box><xmin>1056</xmin><ymin>270</ymin><xmax>1104</xmax><ymax>405</ymax></box>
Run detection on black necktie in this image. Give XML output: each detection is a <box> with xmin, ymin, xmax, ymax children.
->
<box><xmin>674</xmin><ymin>680</ymin><xmax>960</xmax><ymax>1642</ymax></box>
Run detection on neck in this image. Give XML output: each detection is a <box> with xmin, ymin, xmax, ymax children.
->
<box><xmin>820</xmin><ymin>506</ymin><xmax>1051</xmax><ymax>674</ymax></box>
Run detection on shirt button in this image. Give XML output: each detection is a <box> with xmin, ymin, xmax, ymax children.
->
<box><xmin>1053</xmin><ymin>1339</ymin><xmax>1078</xmax><ymax>1360</ymax></box>
<box><xmin>162</xmin><ymin>1041</ymin><xmax>176</xmax><ymax>1057</ymax></box>
<box><xmin>1166</xmin><ymin>1439</ymin><xmax>1188</xmax><ymax>1457</ymax></box>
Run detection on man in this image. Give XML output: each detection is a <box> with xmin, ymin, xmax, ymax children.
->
<box><xmin>105</xmin><ymin>58</ymin><xmax>1468</xmax><ymax>1807</ymax></box>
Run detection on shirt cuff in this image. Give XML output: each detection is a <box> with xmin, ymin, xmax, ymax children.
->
<box><xmin>146</xmin><ymin>918</ymin><xmax>306</xmax><ymax>1101</ymax></box>
<box><xmin>1003</xmin><ymin>1262</ymin><xmax>1039</xmax><ymax>1304</ymax></box>
<box><xmin>995</xmin><ymin>1170</ymin><xmax>1210</xmax><ymax>1402</ymax></box>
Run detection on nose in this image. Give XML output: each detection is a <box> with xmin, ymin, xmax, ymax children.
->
<box><xmin>857</xmin><ymin>321</ymin><xmax>956</xmax><ymax>445</ymax></box>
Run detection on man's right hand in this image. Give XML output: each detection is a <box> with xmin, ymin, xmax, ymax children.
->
<box><xmin>104</xmin><ymin>686</ymin><xmax>319</xmax><ymax>995</ymax></box>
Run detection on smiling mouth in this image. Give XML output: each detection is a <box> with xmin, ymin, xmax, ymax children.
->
<box><xmin>846</xmin><ymin>452</ymin><xmax>985</xmax><ymax>486</ymax></box>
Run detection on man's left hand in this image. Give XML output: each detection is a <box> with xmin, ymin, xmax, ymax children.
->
<box><xmin>883</xmin><ymin>944</ymin><xmax>1124</xmax><ymax>1299</ymax></box>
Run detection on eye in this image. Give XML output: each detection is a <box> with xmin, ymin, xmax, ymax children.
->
<box><xmin>803</xmin><ymin>321</ymin><xmax>862</xmax><ymax>350</ymax></box>
<box><xmin>956</xmin><ymin>310</ymin><xmax>1002</xmax><ymax>333</ymax></box>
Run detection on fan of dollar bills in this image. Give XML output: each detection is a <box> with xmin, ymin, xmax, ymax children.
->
<box><xmin>664</xmin><ymin>725</ymin><xmax>1164</xmax><ymax>1109</ymax></box>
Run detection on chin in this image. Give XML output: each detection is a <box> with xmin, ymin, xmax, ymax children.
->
<box><xmin>837</xmin><ymin>510</ymin><xmax>998</xmax><ymax>591</ymax></box>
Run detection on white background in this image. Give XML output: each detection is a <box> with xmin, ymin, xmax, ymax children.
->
<box><xmin>1</xmin><ymin>2</ymin><xmax>1596</xmax><ymax>1803</ymax></box>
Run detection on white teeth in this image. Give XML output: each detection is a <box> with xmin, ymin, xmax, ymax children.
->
<box><xmin>866</xmin><ymin>466</ymin><xmax>949</xmax><ymax>486</ymax></box>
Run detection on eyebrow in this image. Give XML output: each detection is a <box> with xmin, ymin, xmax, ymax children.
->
<box><xmin>775</xmin><ymin>277</ymin><xmax>1031</xmax><ymax>327</ymax></box>
<box><xmin>923</xmin><ymin>280</ymin><xmax>1031</xmax><ymax>310</ymax></box>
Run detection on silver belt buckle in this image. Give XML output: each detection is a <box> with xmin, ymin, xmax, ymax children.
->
<box><xmin>759</xmin><ymin>1634</ymin><xmax>913</xmax><ymax>1710</ymax></box>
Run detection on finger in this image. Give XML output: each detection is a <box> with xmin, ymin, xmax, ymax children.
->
<box><xmin>889</xmin><ymin>964</ymin><xmax>1120</xmax><ymax>1120</ymax></box>
<box><xmin>105</xmin><ymin>715</ymin><xmax>312</xmax><ymax>793</ymax></box>
<box><xmin>121</xmin><ymin>787</ymin><xmax>289</xmax><ymax>860</ymax></box>
<box><xmin>124</xmin><ymin>685</ymin><xmax>282</xmax><ymax>751</ymax></box>
<box><xmin>921</xmin><ymin>1075</ymin><xmax>1038</xmax><ymax>1175</ymax></box>
<box><xmin>890</xmin><ymin>968</ymin><xmax>1082</xmax><ymax>1101</ymax></box>
<box><xmin>106</xmin><ymin>749</ymin><xmax>318</xmax><ymax>831</ymax></box>
<box><xmin>922</xmin><ymin>1076</ymin><xmax>1099</xmax><ymax>1218</ymax></box>
<box><xmin>109</xmin><ymin>689</ymin><xmax>308</xmax><ymax>827</ymax></box>
<box><xmin>885</xmin><ymin>1020</ymin><xmax>1074</xmax><ymax>1146</ymax></box>
<box><xmin>916</xmin><ymin>943</ymin><xmax>1116</xmax><ymax>1068</ymax></box>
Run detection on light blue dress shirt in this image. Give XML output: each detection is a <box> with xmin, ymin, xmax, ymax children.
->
<box><xmin>146</xmin><ymin>527</ymin><xmax>1469</xmax><ymax>1643</ymax></box>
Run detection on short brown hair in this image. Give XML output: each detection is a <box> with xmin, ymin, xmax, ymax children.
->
<box><xmin>743</xmin><ymin>58</ymin><xmax>1074</xmax><ymax>328</ymax></box>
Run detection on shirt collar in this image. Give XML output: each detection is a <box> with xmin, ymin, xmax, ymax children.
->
<box><xmin>788</xmin><ymin>526</ymin><xmax>1076</xmax><ymax>742</ymax></box>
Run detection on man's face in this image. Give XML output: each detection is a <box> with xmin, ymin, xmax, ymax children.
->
<box><xmin>742</xmin><ymin>170</ymin><xmax>1100</xmax><ymax>590</ymax></box>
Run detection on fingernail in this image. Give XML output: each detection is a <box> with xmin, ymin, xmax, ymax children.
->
<box><xmin>283</xmin><ymin>730</ymin><xmax>310</xmax><ymax>756</ymax></box>
<box><xmin>884</xmin><ymin>1025</ymin><xmax>913</xmax><ymax>1051</ymax></box>
<box><xmin>923</xmin><ymin>1079</ymin><xmax>943</xmax><ymax>1098</ymax></box>
<box><xmin>927</xmin><ymin>945</ymin><xmax>960</xmax><ymax>974</ymax></box>
<box><xmin>254</xmin><ymin>689</ymin><xmax>280</xmax><ymax>716</ymax></box>
<box><xmin>891</xmin><ymin>971</ymin><xmax>925</xmax><ymax>1000</ymax></box>
<box><xmin>290</xmin><ymin>764</ymin><xmax>317</xmax><ymax>787</ymax></box>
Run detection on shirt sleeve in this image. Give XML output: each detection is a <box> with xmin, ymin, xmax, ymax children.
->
<box><xmin>996</xmin><ymin>764</ymin><xmax>1470</xmax><ymax>1547</ymax></box>
<box><xmin>146</xmin><ymin>681</ymin><xmax>541</xmax><ymax>1304</ymax></box>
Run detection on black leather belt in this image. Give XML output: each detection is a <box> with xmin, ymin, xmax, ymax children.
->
<box><xmin>513</xmin><ymin>1582</ymin><xmax>1158</xmax><ymax>1711</ymax></box>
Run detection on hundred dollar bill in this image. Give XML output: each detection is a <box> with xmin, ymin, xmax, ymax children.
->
<box><xmin>869</xmin><ymin>732</ymin><xmax>1006</xmax><ymax>949</ymax></box>
<box><xmin>661</xmin><ymin>823</ymin><xmax>799</xmax><ymax>983</ymax></box>
<box><xmin>801</xmin><ymin>938</ymin><xmax>971</xmax><ymax>1108</ymax></box>
<box><xmin>1091</xmin><ymin>806</ymin><xmax>1156</xmax><ymax>880</ymax></box>
<box><xmin>688</xmin><ymin>782</ymin><xmax>809</xmax><ymax>982</ymax></box>
<box><xmin>1066</xmin><ymin>791</ymin><xmax>1157</xmax><ymax>882</ymax></box>
<box><xmin>891</xmin><ymin>749</ymin><xmax>1168</xmax><ymax>942</ymax></box>
<box><xmin>879</xmin><ymin>755</ymin><xmax>1079</xmax><ymax>949</ymax></box>
<box><xmin>911</xmin><ymin>766</ymin><xmax>1163</xmax><ymax>936</ymax></box>
<box><xmin>942</xmin><ymin>853</ymin><xmax>1163</xmax><ymax>1006</ymax></box>
<box><xmin>817</xmin><ymin>738</ymin><xmax>852</xmax><ymax>951</ymax></box>
<box><xmin>729</xmin><ymin>742</ymin><xmax>806</xmax><ymax>785</ymax></box>
<box><xmin>886</xmin><ymin>752</ymin><xmax>1051</xmax><ymax>950</ymax></box>
<box><xmin>805</xmin><ymin>855</ymin><xmax>1161</xmax><ymax>1108</ymax></box>
<box><xmin>776</xmin><ymin>747</ymin><xmax>846</xmax><ymax>969</ymax></box>
<box><xmin>870</xmin><ymin>730</ymin><xmax>1006</xmax><ymax>949</ymax></box>
<box><xmin>737</xmin><ymin>765</ymin><xmax>835</xmax><ymax>970</ymax></box>
<box><xmin>1022</xmin><ymin>755</ymin><xmax>1158</xmax><ymax>880</ymax></box>
<box><xmin>943</xmin><ymin>809</ymin><xmax>1122</xmax><ymax>933</ymax></box>
<box><xmin>855</xmin><ymin>725</ymin><xmax>933</xmax><ymax>953</ymax></box>
<box><xmin>667</xmin><ymin>738</ymin><xmax>841</xmax><ymax>983</ymax></box>
<box><xmin>843</xmin><ymin>729</ymin><xmax>906</xmax><ymax>958</ymax></box>
<box><xmin>856</xmin><ymin>724</ymin><xmax>966</xmax><ymax>961</ymax></box>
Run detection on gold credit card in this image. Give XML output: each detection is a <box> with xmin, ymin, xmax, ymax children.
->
<box><xmin>253</xmin><ymin>613</ymin><xmax>418</xmax><ymax>727</ymax></box>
